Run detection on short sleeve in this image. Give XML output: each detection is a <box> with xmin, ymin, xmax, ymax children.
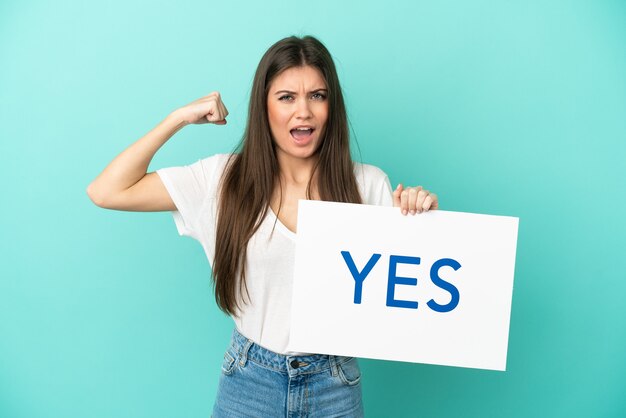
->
<box><xmin>155</xmin><ymin>154</ymin><xmax>230</xmax><ymax>240</ymax></box>
<box><xmin>354</xmin><ymin>163</ymin><xmax>394</xmax><ymax>206</ymax></box>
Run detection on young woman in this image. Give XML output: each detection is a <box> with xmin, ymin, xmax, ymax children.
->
<box><xmin>87</xmin><ymin>35</ymin><xmax>438</xmax><ymax>417</ymax></box>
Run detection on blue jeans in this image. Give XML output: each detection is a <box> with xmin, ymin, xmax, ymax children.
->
<box><xmin>212</xmin><ymin>327</ymin><xmax>364</xmax><ymax>417</ymax></box>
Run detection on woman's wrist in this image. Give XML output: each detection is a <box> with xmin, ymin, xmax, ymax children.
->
<box><xmin>166</xmin><ymin>109</ymin><xmax>191</xmax><ymax>128</ymax></box>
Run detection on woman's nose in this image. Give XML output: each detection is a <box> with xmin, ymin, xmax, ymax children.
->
<box><xmin>295</xmin><ymin>98</ymin><xmax>313</xmax><ymax>119</ymax></box>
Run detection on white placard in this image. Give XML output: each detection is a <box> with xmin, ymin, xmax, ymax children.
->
<box><xmin>288</xmin><ymin>200</ymin><xmax>519</xmax><ymax>371</ymax></box>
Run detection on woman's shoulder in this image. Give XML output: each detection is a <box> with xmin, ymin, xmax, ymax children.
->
<box><xmin>194</xmin><ymin>153</ymin><xmax>236</xmax><ymax>177</ymax></box>
<box><xmin>198</xmin><ymin>152</ymin><xmax>234</xmax><ymax>167</ymax></box>
<box><xmin>352</xmin><ymin>161</ymin><xmax>394</xmax><ymax>206</ymax></box>
<box><xmin>352</xmin><ymin>160</ymin><xmax>390</xmax><ymax>182</ymax></box>
<box><xmin>173</xmin><ymin>153</ymin><xmax>235</xmax><ymax>193</ymax></box>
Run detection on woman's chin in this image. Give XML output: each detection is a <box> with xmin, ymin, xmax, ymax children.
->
<box><xmin>276</xmin><ymin>142</ymin><xmax>321</xmax><ymax>163</ymax></box>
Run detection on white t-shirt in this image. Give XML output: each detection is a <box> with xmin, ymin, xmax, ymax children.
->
<box><xmin>156</xmin><ymin>153</ymin><xmax>394</xmax><ymax>354</ymax></box>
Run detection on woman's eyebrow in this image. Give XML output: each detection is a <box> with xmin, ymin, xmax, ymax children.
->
<box><xmin>274</xmin><ymin>88</ymin><xmax>328</xmax><ymax>95</ymax></box>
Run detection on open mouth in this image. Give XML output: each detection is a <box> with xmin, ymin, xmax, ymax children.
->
<box><xmin>290</xmin><ymin>127</ymin><xmax>315</xmax><ymax>141</ymax></box>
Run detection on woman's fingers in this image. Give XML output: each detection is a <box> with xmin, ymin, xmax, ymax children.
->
<box><xmin>400</xmin><ymin>187</ymin><xmax>409</xmax><ymax>215</ymax></box>
<box><xmin>204</xmin><ymin>93</ymin><xmax>227</xmax><ymax>124</ymax></box>
<box><xmin>210</xmin><ymin>93</ymin><xmax>229</xmax><ymax>123</ymax></box>
<box><xmin>392</xmin><ymin>184</ymin><xmax>403</xmax><ymax>207</ymax></box>
<box><xmin>178</xmin><ymin>91</ymin><xmax>229</xmax><ymax>125</ymax></box>
<box><xmin>429</xmin><ymin>193</ymin><xmax>439</xmax><ymax>210</ymax></box>
<box><xmin>412</xmin><ymin>187</ymin><xmax>425</xmax><ymax>214</ymax></box>
<box><xmin>418</xmin><ymin>190</ymin><xmax>439</xmax><ymax>212</ymax></box>
<box><xmin>416</xmin><ymin>189</ymin><xmax>429</xmax><ymax>213</ymax></box>
<box><xmin>394</xmin><ymin>185</ymin><xmax>438</xmax><ymax>215</ymax></box>
<box><xmin>218</xmin><ymin>98</ymin><xmax>229</xmax><ymax>119</ymax></box>
<box><xmin>422</xmin><ymin>194</ymin><xmax>434</xmax><ymax>211</ymax></box>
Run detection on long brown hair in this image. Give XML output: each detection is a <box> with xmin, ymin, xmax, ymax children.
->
<box><xmin>213</xmin><ymin>35</ymin><xmax>362</xmax><ymax>316</ymax></box>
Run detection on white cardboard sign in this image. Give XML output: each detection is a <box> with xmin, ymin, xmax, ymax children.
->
<box><xmin>287</xmin><ymin>200</ymin><xmax>519</xmax><ymax>371</ymax></box>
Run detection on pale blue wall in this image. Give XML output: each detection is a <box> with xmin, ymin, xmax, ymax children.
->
<box><xmin>1</xmin><ymin>1</ymin><xmax>625</xmax><ymax>417</ymax></box>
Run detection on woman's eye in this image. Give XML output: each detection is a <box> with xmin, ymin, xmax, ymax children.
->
<box><xmin>279</xmin><ymin>95</ymin><xmax>294</xmax><ymax>101</ymax></box>
<box><xmin>312</xmin><ymin>93</ymin><xmax>327</xmax><ymax>100</ymax></box>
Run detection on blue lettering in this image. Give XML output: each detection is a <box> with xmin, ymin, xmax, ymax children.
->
<box><xmin>341</xmin><ymin>251</ymin><xmax>381</xmax><ymax>304</ymax></box>
<box><xmin>427</xmin><ymin>258</ymin><xmax>462</xmax><ymax>312</ymax></box>
<box><xmin>386</xmin><ymin>255</ymin><xmax>420</xmax><ymax>309</ymax></box>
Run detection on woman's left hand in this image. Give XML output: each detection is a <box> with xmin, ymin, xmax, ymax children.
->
<box><xmin>392</xmin><ymin>184</ymin><xmax>439</xmax><ymax>215</ymax></box>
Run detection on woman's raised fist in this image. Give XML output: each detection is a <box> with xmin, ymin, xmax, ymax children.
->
<box><xmin>176</xmin><ymin>92</ymin><xmax>229</xmax><ymax>125</ymax></box>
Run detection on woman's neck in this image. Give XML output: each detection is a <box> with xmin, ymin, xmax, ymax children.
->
<box><xmin>276</xmin><ymin>153</ymin><xmax>319</xmax><ymax>186</ymax></box>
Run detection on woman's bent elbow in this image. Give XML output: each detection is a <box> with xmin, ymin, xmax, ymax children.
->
<box><xmin>86</xmin><ymin>183</ymin><xmax>108</xmax><ymax>208</ymax></box>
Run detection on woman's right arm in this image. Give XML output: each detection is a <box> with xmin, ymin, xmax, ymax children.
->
<box><xmin>86</xmin><ymin>92</ymin><xmax>229</xmax><ymax>212</ymax></box>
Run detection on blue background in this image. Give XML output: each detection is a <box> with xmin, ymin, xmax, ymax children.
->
<box><xmin>1</xmin><ymin>0</ymin><xmax>625</xmax><ymax>417</ymax></box>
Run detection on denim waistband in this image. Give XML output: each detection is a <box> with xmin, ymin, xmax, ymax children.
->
<box><xmin>227</xmin><ymin>327</ymin><xmax>353</xmax><ymax>377</ymax></box>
